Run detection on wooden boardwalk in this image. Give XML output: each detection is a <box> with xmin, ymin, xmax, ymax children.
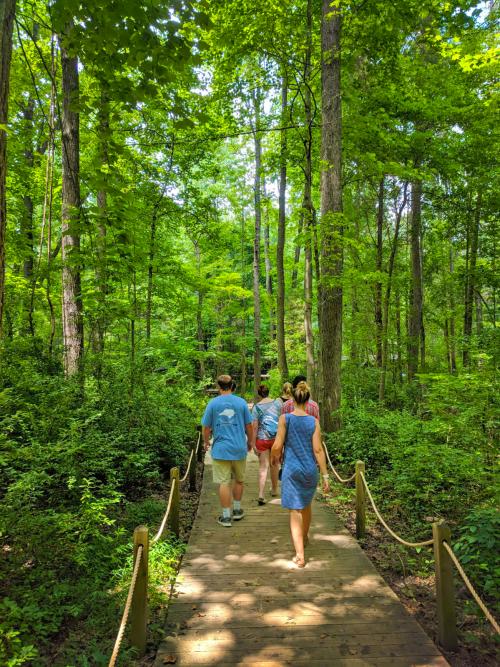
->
<box><xmin>155</xmin><ymin>455</ymin><xmax>448</xmax><ymax>667</ymax></box>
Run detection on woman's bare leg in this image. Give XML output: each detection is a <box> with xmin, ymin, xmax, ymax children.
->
<box><xmin>270</xmin><ymin>461</ymin><xmax>279</xmax><ymax>495</ymax></box>
<box><xmin>258</xmin><ymin>450</ymin><xmax>270</xmax><ymax>498</ymax></box>
<box><xmin>289</xmin><ymin>510</ymin><xmax>305</xmax><ymax>564</ymax></box>
<box><xmin>301</xmin><ymin>505</ymin><xmax>312</xmax><ymax>543</ymax></box>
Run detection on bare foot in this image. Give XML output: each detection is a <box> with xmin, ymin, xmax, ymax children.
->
<box><xmin>292</xmin><ymin>555</ymin><xmax>306</xmax><ymax>568</ymax></box>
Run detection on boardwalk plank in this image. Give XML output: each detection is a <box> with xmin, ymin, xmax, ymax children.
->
<box><xmin>155</xmin><ymin>455</ymin><xmax>447</xmax><ymax>667</ymax></box>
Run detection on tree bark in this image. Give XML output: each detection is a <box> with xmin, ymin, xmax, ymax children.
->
<box><xmin>0</xmin><ymin>0</ymin><xmax>16</xmax><ymax>333</ymax></box>
<box><xmin>303</xmin><ymin>0</ymin><xmax>316</xmax><ymax>396</ymax></box>
<box><xmin>374</xmin><ymin>177</ymin><xmax>384</xmax><ymax>368</ymax></box>
<box><xmin>408</xmin><ymin>178</ymin><xmax>422</xmax><ymax>381</ymax></box>
<box><xmin>379</xmin><ymin>183</ymin><xmax>407</xmax><ymax>402</ymax></box>
<box><xmin>252</xmin><ymin>87</ymin><xmax>262</xmax><ymax>397</ymax></box>
<box><xmin>60</xmin><ymin>28</ymin><xmax>84</xmax><ymax>376</ymax></box>
<box><xmin>276</xmin><ymin>72</ymin><xmax>289</xmax><ymax>380</ymax></box>
<box><xmin>320</xmin><ymin>0</ymin><xmax>343</xmax><ymax>432</ymax></box>
<box><xmin>463</xmin><ymin>190</ymin><xmax>481</xmax><ymax>367</ymax></box>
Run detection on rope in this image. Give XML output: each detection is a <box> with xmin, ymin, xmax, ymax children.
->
<box><xmin>179</xmin><ymin>448</ymin><xmax>194</xmax><ymax>483</ymax></box>
<box><xmin>323</xmin><ymin>442</ymin><xmax>356</xmax><ymax>483</ymax></box>
<box><xmin>179</xmin><ymin>432</ymin><xmax>201</xmax><ymax>483</ymax></box>
<box><xmin>360</xmin><ymin>472</ymin><xmax>434</xmax><ymax>548</ymax></box>
<box><xmin>108</xmin><ymin>545</ymin><xmax>143</xmax><ymax>667</ymax></box>
<box><xmin>151</xmin><ymin>482</ymin><xmax>176</xmax><ymax>544</ymax></box>
<box><xmin>442</xmin><ymin>541</ymin><xmax>500</xmax><ymax>635</ymax></box>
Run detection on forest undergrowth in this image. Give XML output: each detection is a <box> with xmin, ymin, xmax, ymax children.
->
<box><xmin>324</xmin><ymin>364</ymin><xmax>499</xmax><ymax>665</ymax></box>
<box><xmin>0</xmin><ymin>340</ymin><xmax>202</xmax><ymax>666</ymax></box>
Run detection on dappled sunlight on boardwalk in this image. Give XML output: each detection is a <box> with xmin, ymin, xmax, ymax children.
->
<box><xmin>155</xmin><ymin>456</ymin><xmax>447</xmax><ymax>667</ymax></box>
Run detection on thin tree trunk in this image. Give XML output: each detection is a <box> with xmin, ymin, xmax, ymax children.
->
<box><xmin>448</xmin><ymin>237</ymin><xmax>457</xmax><ymax>373</ymax></box>
<box><xmin>320</xmin><ymin>0</ymin><xmax>343</xmax><ymax>432</ymax></box>
<box><xmin>379</xmin><ymin>183</ymin><xmax>407</xmax><ymax>402</ymax></box>
<box><xmin>194</xmin><ymin>241</ymin><xmax>205</xmax><ymax>380</ymax></box>
<box><xmin>240</xmin><ymin>208</ymin><xmax>247</xmax><ymax>393</ymax></box>
<box><xmin>408</xmin><ymin>178</ymin><xmax>422</xmax><ymax>381</ymax></box>
<box><xmin>276</xmin><ymin>73</ymin><xmax>288</xmax><ymax>380</ymax></box>
<box><xmin>95</xmin><ymin>90</ymin><xmax>109</xmax><ymax>355</ymax></box>
<box><xmin>395</xmin><ymin>286</ymin><xmax>402</xmax><ymax>383</ymax></box>
<box><xmin>146</xmin><ymin>211</ymin><xmax>157</xmax><ymax>340</ymax></box>
<box><xmin>252</xmin><ymin>88</ymin><xmax>262</xmax><ymax>397</ymax></box>
<box><xmin>21</xmin><ymin>90</ymin><xmax>35</xmax><ymax>334</ymax></box>
<box><xmin>291</xmin><ymin>218</ymin><xmax>302</xmax><ymax>289</ymax></box>
<box><xmin>0</xmin><ymin>0</ymin><xmax>16</xmax><ymax>333</ymax></box>
<box><xmin>444</xmin><ymin>318</ymin><xmax>451</xmax><ymax>373</ymax></box>
<box><xmin>463</xmin><ymin>190</ymin><xmax>481</xmax><ymax>366</ymax></box>
<box><xmin>60</xmin><ymin>26</ymin><xmax>84</xmax><ymax>376</ymax></box>
<box><xmin>375</xmin><ymin>177</ymin><xmax>384</xmax><ymax>368</ymax></box>
<box><xmin>263</xmin><ymin>180</ymin><xmax>274</xmax><ymax>344</ymax></box>
<box><xmin>21</xmin><ymin>95</ymin><xmax>35</xmax><ymax>281</ymax></box>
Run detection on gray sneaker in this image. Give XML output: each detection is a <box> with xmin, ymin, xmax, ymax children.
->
<box><xmin>232</xmin><ymin>508</ymin><xmax>245</xmax><ymax>521</ymax></box>
<box><xmin>217</xmin><ymin>515</ymin><xmax>232</xmax><ymax>527</ymax></box>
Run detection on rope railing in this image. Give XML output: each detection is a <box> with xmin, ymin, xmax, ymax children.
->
<box><xmin>179</xmin><ymin>432</ymin><xmax>201</xmax><ymax>483</ymax></box>
<box><xmin>325</xmin><ymin>457</ymin><xmax>499</xmax><ymax>651</ymax></box>
<box><xmin>442</xmin><ymin>541</ymin><xmax>500</xmax><ymax>635</ymax></box>
<box><xmin>108</xmin><ymin>432</ymin><xmax>202</xmax><ymax>666</ymax></box>
<box><xmin>360</xmin><ymin>472</ymin><xmax>434</xmax><ymax>548</ymax></box>
<box><xmin>109</xmin><ymin>545</ymin><xmax>143</xmax><ymax>667</ymax></box>
<box><xmin>323</xmin><ymin>441</ymin><xmax>356</xmax><ymax>483</ymax></box>
<box><xmin>151</xmin><ymin>482</ymin><xmax>176</xmax><ymax>544</ymax></box>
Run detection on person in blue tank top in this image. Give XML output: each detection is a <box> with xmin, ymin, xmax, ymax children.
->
<box><xmin>271</xmin><ymin>380</ymin><xmax>330</xmax><ymax>568</ymax></box>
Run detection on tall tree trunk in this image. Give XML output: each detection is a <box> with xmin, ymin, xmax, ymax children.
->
<box><xmin>194</xmin><ymin>241</ymin><xmax>205</xmax><ymax>380</ymax></box>
<box><xmin>60</xmin><ymin>28</ymin><xmax>83</xmax><ymax>376</ymax></box>
<box><xmin>463</xmin><ymin>190</ymin><xmax>481</xmax><ymax>367</ymax></box>
<box><xmin>448</xmin><ymin>238</ymin><xmax>457</xmax><ymax>373</ymax></box>
<box><xmin>146</xmin><ymin>211</ymin><xmax>157</xmax><ymax>340</ymax></box>
<box><xmin>395</xmin><ymin>286</ymin><xmax>402</xmax><ymax>383</ymax></box>
<box><xmin>291</xmin><ymin>217</ymin><xmax>302</xmax><ymax>289</ymax></box>
<box><xmin>320</xmin><ymin>0</ymin><xmax>343</xmax><ymax>432</ymax></box>
<box><xmin>240</xmin><ymin>208</ymin><xmax>247</xmax><ymax>393</ymax></box>
<box><xmin>374</xmin><ymin>177</ymin><xmax>384</xmax><ymax>368</ymax></box>
<box><xmin>303</xmin><ymin>0</ymin><xmax>316</xmax><ymax>396</ymax></box>
<box><xmin>21</xmin><ymin>96</ymin><xmax>35</xmax><ymax>281</ymax></box>
<box><xmin>276</xmin><ymin>72</ymin><xmax>289</xmax><ymax>381</ymax></box>
<box><xmin>0</xmin><ymin>0</ymin><xmax>16</xmax><ymax>333</ymax></box>
<box><xmin>94</xmin><ymin>90</ymin><xmax>109</xmax><ymax>355</ymax></box>
<box><xmin>263</xmin><ymin>180</ymin><xmax>274</xmax><ymax>343</ymax></box>
<box><xmin>252</xmin><ymin>88</ymin><xmax>262</xmax><ymax>397</ymax></box>
<box><xmin>379</xmin><ymin>183</ymin><xmax>407</xmax><ymax>402</ymax></box>
<box><xmin>408</xmin><ymin>178</ymin><xmax>422</xmax><ymax>381</ymax></box>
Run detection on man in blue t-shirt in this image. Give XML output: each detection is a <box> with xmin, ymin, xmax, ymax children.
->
<box><xmin>202</xmin><ymin>374</ymin><xmax>254</xmax><ymax>527</ymax></box>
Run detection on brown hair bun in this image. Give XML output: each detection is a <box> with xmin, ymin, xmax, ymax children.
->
<box><xmin>257</xmin><ymin>384</ymin><xmax>270</xmax><ymax>398</ymax></box>
<box><xmin>292</xmin><ymin>380</ymin><xmax>310</xmax><ymax>406</ymax></box>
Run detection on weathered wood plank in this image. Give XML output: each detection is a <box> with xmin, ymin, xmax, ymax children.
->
<box><xmin>154</xmin><ymin>455</ymin><xmax>447</xmax><ymax>667</ymax></box>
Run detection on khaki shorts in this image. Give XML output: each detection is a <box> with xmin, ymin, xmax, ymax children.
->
<box><xmin>212</xmin><ymin>458</ymin><xmax>246</xmax><ymax>485</ymax></box>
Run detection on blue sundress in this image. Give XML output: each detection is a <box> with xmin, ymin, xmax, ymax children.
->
<box><xmin>281</xmin><ymin>413</ymin><xmax>318</xmax><ymax>510</ymax></box>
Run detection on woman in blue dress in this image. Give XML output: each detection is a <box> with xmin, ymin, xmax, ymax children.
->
<box><xmin>271</xmin><ymin>381</ymin><xmax>330</xmax><ymax>568</ymax></box>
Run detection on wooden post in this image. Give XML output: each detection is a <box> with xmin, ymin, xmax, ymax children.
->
<box><xmin>189</xmin><ymin>441</ymin><xmax>197</xmax><ymax>492</ymax></box>
<box><xmin>433</xmin><ymin>521</ymin><xmax>458</xmax><ymax>651</ymax></box>
<box><xmin>355</xmin><ymin>460</ymin><xmax>366</xmax><ymax>539</ymax></box>
<box><xmin>169</xmin><ymin>467</ymin><xmax>180</xmax><ymax>537</ymax></box>
<box><xmin>130</xmin><ymin>525</ymin><xmax>149</xmax><ymax>655</ymax></box>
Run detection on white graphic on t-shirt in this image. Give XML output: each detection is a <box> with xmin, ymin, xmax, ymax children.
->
<box><xmin>218</xmin><ymin>408</ymin><xmax>235</xmax><ymax>419</ymax></box>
